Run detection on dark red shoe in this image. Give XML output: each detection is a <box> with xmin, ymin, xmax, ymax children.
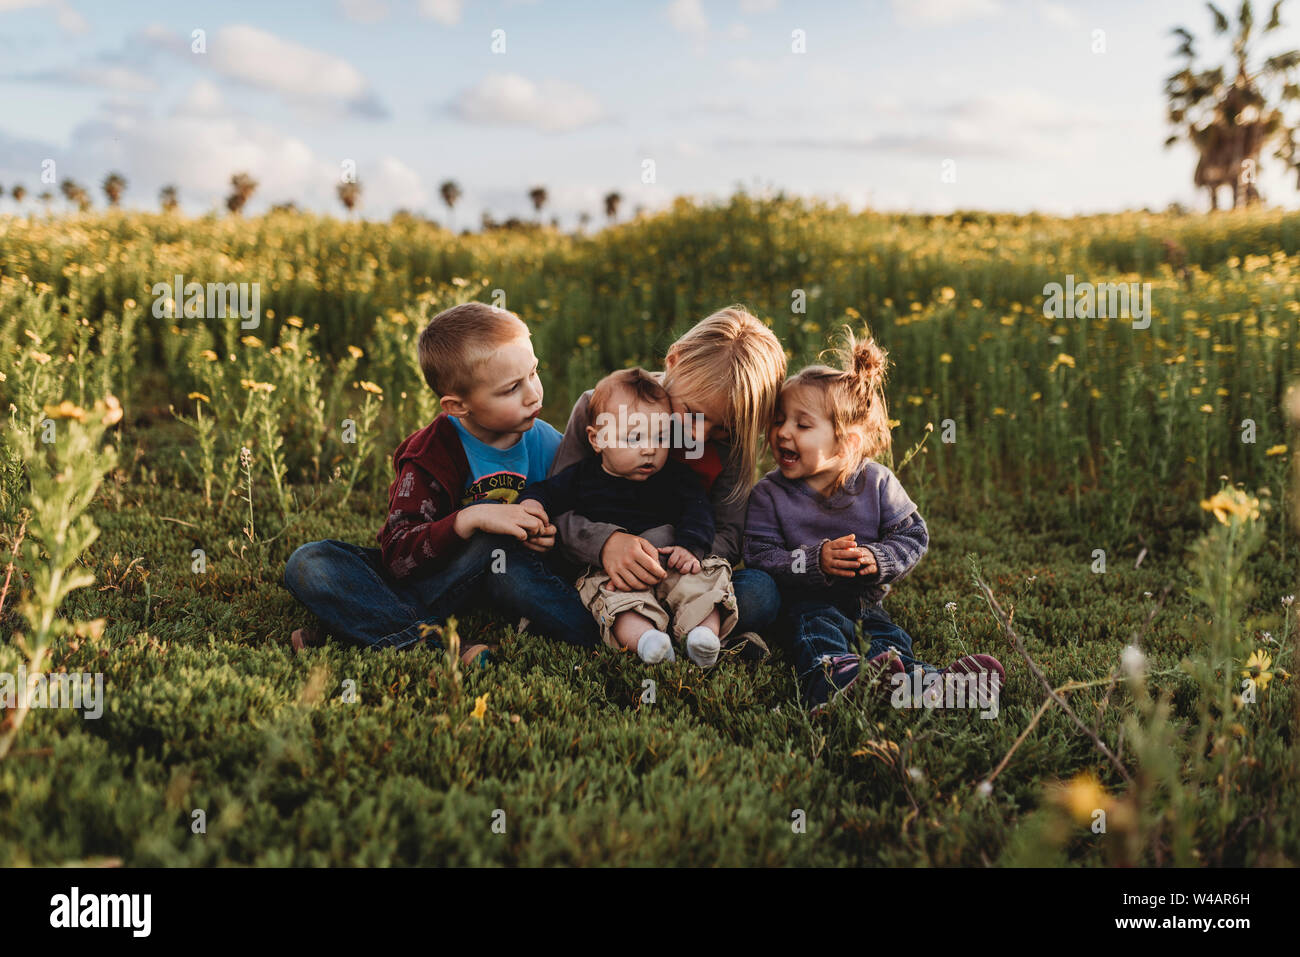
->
<box><xmin>862</xmin><ymin>650</ymin><xmax>907</xmax><ymax>696</ymax></box>
<box><xmin>944</xmin><ymin>653</ymin><xmax>1005</xmax><ymax>692</ymax></box>
<box><xmin>290</xmin><ymin>627</ymin><xmax>324</xmax><ymax>652</ymax></box>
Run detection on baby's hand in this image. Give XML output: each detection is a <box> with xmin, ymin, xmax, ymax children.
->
<box><xmin>658</xmin><ymin>546</ymin><xmax>701</xmax><ymax>575</ymax></box>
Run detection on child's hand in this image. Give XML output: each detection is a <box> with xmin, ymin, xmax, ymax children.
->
<box><xmin>460</xmin><ymin>503</ymin><xmax>548</xmax><ymax>541</ymax></box>
<box><xmin>601</xmin><ymin>532</ymin><xmax>667</xmax><ymax>590</ymax></box>
<box><xmin>857</xmin><ymin>547</ymin><xmax>878</xmax><ymax>576</ymax></box>
<box><xmin>820</xmin><ymin>534</ymin><xmax>871</xmax><ymax>578</ymax></box>
<box><xmin>658</xmin><ymin>545</ymin><xmax>700</xmax><ymax>575</ymax></box>
<box><xmin>516</xmin><ymin>498</ymin><xmax>555</xmax><ymax>550</ymax></box>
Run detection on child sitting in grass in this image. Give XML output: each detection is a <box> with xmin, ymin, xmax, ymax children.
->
<box><xmin>284</xmin><ymin>301</ymin><xmax>601</xmax><ymax>661</ymax></box>
<box><xmin>743</xmin><ymin>327</ymin><xmax>1004</xmax><ymax>713</ymax></box>
<box><xmin>520</xmin><ymin>368</ymin><xmax>737</xmax><ymax>666</ymax></box>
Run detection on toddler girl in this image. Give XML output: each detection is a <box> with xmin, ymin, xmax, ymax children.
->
<box><xmin>743</xmin><ymin>328</ymin><xmax>1005</xmax><ymax>713</ymax></box>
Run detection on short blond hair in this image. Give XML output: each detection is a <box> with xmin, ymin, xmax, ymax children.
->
<box><xmin>417</xmin><ymin>302</ymin><xmax>529</xmax><ymax>397</ymax></box>
<box><xmin>663</xmin><ymin>305</ymin><xmax>787</xmax><ymax>501</ymax></box>
<box><xmin>784</xmin><ymin>326</ymin><xmax>892</xmax><ymax>496</ymax></box>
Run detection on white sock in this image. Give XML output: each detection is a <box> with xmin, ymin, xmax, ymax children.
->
<box><xmin>637</xmin><ymin>629</ymin><xmax>675</xmax><ymax>664</ymax></box>
<box><xmin>685</xmin><ymin>626</ymin><xmax>720</xmax><ymax>668</ymax></box>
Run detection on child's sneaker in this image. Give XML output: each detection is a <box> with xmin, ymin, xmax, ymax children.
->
<box><xmin>943</xmin><ymin>653</ymin><xmax>1005</xmax><ymax>693</ymax></box>
<box><xmin>460</xmin><ymin>644</ymin><xmax>492</xmax><ymax>668</ymax></box>
<box><xmin>685</xmin><ymin>626</ymin><xmax>721</xmax><ymax>668</ymax></box>
<box><xmin>721</xmin><ymin>630</ymin><xmax>770</xmax><ymax>662</ymax></box>
<box><xmin>805</xmin><ymin>654</ymin><xmax>861</xmax><ymax>715</ymax></box>
<box><xmin>290</xmin><ymin>627</ymin><xmax>324</xmax><ymax>652</ymax></box>
<box><xmin>861</xmin><ymin>650</ymin><xmax>906</xmax><ymax>697</ymax></box>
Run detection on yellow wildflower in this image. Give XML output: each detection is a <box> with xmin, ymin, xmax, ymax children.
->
<box><xmin>1243</xmin><ymin>649</ymin><xmax>1273</xmax><ymax>693</ymax></box>
<box><xmin>43</xmin><ymin>400</ymin><xmax>87</xmax><ymax>422</ymax></box>
<box><xmin>939</xmin><ymin>353</ymin><xmax>952</xmax><ymax>364</ymax></box>
<box><xmin>286</xmin><ymin>315</ymin><xmax>304</xmax><ymax>328</ymax></box>
<box><xmin>199</xmin><ymin>349</ymin><xmax>219</xmax><ymax>362</ymax></box>
<box><xmin>1057</xmin><ymin>773</ymin><xmax>1108</xmax><ymax>824</ymax></box>
<box><xmin>240</xmin><ymin>379</ymin><xmax>276</xmax><ymax>394</ymax></box>
<box><xmin>1048</xmin><ymin>353</ymin><xmax>1075</xmax><ymax>373</ymax></box>
<box><xmin>102</xmin><ymin>395</ymin><xmax>123</xmax><ymax>426</ymax></box>
<box><xmin>347</xmin><ymin>345</ymin><xmax>364</xmax><ymax>359</ymax></box>
<box><xmin>358</xmin><ymin>381</ymin><xmax>383</xmax><ymax>395</ymax></box>
<box><xmin>471</xmin><ymin>693</ymin><xmax>489</xmax><ymax>721</ymax></box>
<box><xmin>1199</xmin><ymin>404</ymin><xmax>1214</xmax><ymax>413</ymax></box>
<box><xmin>1200</xmin><ymin>489</ymin><xmax>1260</xmax><ymax>525</ymax></box>
<box><xmin>241</xmin><ymin>335</ymin><xmax>263</xmax><ymax>348</ymax></box>
<box><xmin>188</xmin><ymin>392</ymin><xmax>210</xmax><ymax>403</ymax></box>
<box><xmin>1265</xmin><ymin>445</ymin><xmax>1287</xmax><ymax>456</ymax></box>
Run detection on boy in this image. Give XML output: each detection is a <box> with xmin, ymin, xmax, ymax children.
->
<box><xmin>283</xmin><ymin>302</ymin><xmax>601</xmax><ymax>658</ymax></box>
<box><xmin>519</xmin><ymin>368</ymin><xmax>737</xmax><ymax>667</ymax></box>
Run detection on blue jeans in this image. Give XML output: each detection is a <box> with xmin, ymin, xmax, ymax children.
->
<box><xmin>283</xmin><ymin>534</ymin><xmax>601</xmax><ymax>650</ymax></box>
<box><xmin>780</xmin><ymin>595</ymin><xmax>939</xmax><ymax>680</ymax></box>
<box><xmin>731</xmin><ymin>567</ymin><xmax>781</xmax><ymax>636</ymax></box>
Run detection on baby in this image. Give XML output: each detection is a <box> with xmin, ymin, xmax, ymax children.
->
<box><xmin>519</xmin><ymin>368</ymin><xmax>737</xmax><ymax>666</ymax></box>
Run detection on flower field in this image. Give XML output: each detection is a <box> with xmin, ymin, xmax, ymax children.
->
<box><xmin>0</xmin><ymin>196</ymin><xmax>1297</xmax><ymax>865</ymax></box>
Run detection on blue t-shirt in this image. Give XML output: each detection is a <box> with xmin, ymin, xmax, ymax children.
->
<box><xmin>449</xmin><ymin>416</ymin><xmax>562</xmax><ymax>506</ymax></box>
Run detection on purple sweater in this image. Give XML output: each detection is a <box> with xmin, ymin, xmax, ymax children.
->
<box><xmin>742</xmin><ymin>460</ymin><xmax>928</xmax><ymax>606</ymax></box>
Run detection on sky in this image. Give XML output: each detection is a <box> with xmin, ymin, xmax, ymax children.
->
<box><xmin>0</xmin><ymin>0</ymin><xmax>1298</xmax><ymax>225</ymax></box>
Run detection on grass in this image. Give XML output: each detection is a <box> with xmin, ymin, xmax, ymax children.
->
<box><xmin>2</xmin><ymin>197</ymin><xmax>1298</xmax><ymax>865</ymax></box>
<box><xmin>0</xmin><ymin>479</ymin><xmax>1295</xmax><ymax>866</ymax></box>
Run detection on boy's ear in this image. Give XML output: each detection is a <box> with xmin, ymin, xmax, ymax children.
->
<box><xmin>439</xmin><ymin>393</ymin><xmax>467</xmax><ymax>417</ymax></box>
<box><xmin>585</xmin><ymin>424</ymin><xmax>603</xmax><ymax>454</ymax></box>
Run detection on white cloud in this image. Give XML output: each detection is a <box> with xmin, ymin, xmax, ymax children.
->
<box><xmin>890</xmin><ymin>0</ymin><xmax>1003</xmax><ymax>27</ymax></box>
<box><xmin>728</xmin><ymin>57</ymin><xmax>764</xmax><ymax>80</ymax></box>
<box><xmin>209</xmin><ymin>25</ymin><xmax>388</xmax><ymax>118</ymax></box>
<box><xmin>448</xmin><ymin>74</ymin><xmax>606</xmax><ymax>133</ymax></box>
<box><xmin>0</xmin><ymin>0</ymin><xmax>87</xmax><ymax>33</ymax></box>
<box><xmin>667</xmin><ymin>0</ymin><xmax>708</xmax><ymax>35</ymax></box>
<box><xmin>364</xmin><ymin>156</ymin><xmax>430</xmax><ymax>211</ymax></box>
<box><xmin>418</xmin><ymin>0</ymin><xmax>462</xmax><ymax>25</ymax></box>
<box><xmin>726</xmin><ymin>21</ymin><xmax>750</xmax><ymax>41</ymax></box>
<box><xmin>173</xmin><ymin>79</ymin><xmax>225</xmax><ymax>117</ymax></box>
<box><xmin>17</xmin><ymin>63</ymin><xmax>157</xmax><ymax>92</ymax></box>
<box><xmin>68</xmin><ymin>105</ymin><xmax>333</xmax><ymax>213</ymax></box>
<box><xmin>1037</xmin><ymin>1</ymin><xmax>1080</xmax><ymax>29</ymax></box>
<box><xmin>739</xmin><ymin>0</ymin><xmax>778</xmax><ymax>11</ymax></box>
<box><xmin>339</xmin><ymin>0</ymin><xmax>390</xmax><ymax>23</ymax></box>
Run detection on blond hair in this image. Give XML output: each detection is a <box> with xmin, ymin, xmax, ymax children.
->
<box><xmin>663</xmin><ymin>305</ymin><xmax>786</xmax><ymax>501</ymax></box>
<box><xmin>783</xmin><ymin>326</ymin><xmax>892</xmax><ymax>496</ymax></box>
<box><xmin>417</xmin><ymin>302</ymin><xmax>529</xmax><ymax>397</ymax></box>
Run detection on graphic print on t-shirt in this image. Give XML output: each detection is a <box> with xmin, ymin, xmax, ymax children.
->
<box><xmin>461</xmin><ymin>471</ymin><xmax>526</xmax><ymax>505</ymax></box>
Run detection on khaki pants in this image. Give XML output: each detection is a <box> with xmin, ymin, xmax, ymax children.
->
<box><xmin>576</xmin><ymin>556</ymin><xmax>739</xmax><ymax>649</ymax></box>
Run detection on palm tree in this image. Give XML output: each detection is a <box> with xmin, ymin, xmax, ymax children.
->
<box><xmin>440</xmin><ymin>179</ymin><xmax>461</xmax><ymax>231</ymax></box>
<box><xmin>11</xmin><ymin>184</ymin><xmax>26</xmax><ymax>205</ymax></box>
<box><xmin>59</xmin><ymin>178</ymin><xmax>91</xmax><ymax>212</ymax></box>
<box><xmin>1165</xmin><ymin>1</ymin><xmax>1300</xmax><ymax>209</ymax></box>
<box><xmin>38</xmin><ymin>191</ymin><xmax>53</xmax><ymax>214</ymax></box>
<box><xmin>160</xmin><ymin>185</ymin><xmax>179</xmax><ymax>213</ymax></box>
<box><xmin>603</xmin><ymin>191</ymin><xmax>621</xmax><ymax>222</ymax></box>
<box><xmin>578</xmin><ymin>210</ymin><xmax>591</xmax><ymax>233</ymax></box>
<box><xmin>337</xmin><ymin>179</ymin><xmax>362</xmax><ymax>215</ymax></box>
<box><xmin>102</xmin><ymin>171</ymin><xmax>127</xmax><ymax>206</ymax></box>
<box><xmin>226</xmin><ymin>172</ymin><xmax>258</xmax><ymax>215</ymax></box>
<box><xmin>528</xmin><ymin>186</ymin><xmax>548</xmax><ymax>221</ymax></box>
